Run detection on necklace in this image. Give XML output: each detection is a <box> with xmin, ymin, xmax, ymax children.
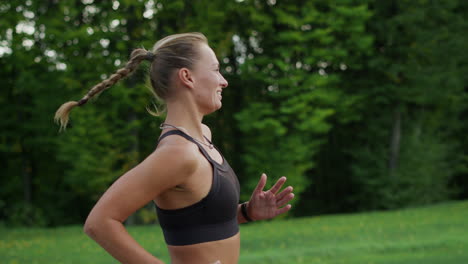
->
<box><xmin>160</xmin><ymin>123</ymin><xmax>214</xmax><ymax>149</ymax></box>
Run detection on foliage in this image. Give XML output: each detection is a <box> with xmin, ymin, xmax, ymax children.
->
<box><xmin>342</xmin><ymin>0</ymin><xmax>468</xmax><ymax>211</ymax></box>
<box><xmin>0</xmin><ymin>0</ymin><xmax>467</xmax><ymax>226</ymax></box>
<box><xmin>4</xmin><ymin>202</ymin><xmax>47</xmax><ymax>227</ymax></box>
<box><xmin>233</xmin><ymin>0</ymin><xmax>373</xmax><ymax>201</ymax></box>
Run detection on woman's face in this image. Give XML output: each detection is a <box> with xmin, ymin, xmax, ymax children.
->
<box><xmin>191</xmin><ymin>44</ymin><xmax>228</xmax><ymax>114</ymax></box>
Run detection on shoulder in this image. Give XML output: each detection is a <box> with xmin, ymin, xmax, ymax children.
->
<box><xmin>201</xmin><ymin>123</ymin><xmax>212</xmax><ymax>141</ymax></box>
<box><xmin>154</xmin><ymin>135</ymin><xmax>200</xmax><ymax>176</ymax></box>
<box><xmin>83</xmin><ymin>135</ymin><xmax>201</xmax><ymax>223</ymax></box>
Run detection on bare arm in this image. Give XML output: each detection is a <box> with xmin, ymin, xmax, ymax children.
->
<box><xmin>237</xmin><ymin>203</ymin><xmax>251</xmax><ymax>224</ymax></box>
<box><xmin>84</xmin><ymin>144</ymin><xmax>198</xmax><ymax>264</ymax></box>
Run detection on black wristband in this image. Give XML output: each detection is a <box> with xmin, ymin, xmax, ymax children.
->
<box><xmin>241</xmin><ymin>202</ymin><xmax>253</xmax><ymax>222</ymax></box>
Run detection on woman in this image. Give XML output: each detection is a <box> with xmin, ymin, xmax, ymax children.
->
<box><xmin>55</xmin><ymin>32</ymin><xmax>294</xmax><ymax>264</ymax></box>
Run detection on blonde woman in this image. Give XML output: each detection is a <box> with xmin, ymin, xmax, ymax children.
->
<box><xmin>55</xmin><ymin>32</ymin><xmax>294</xmax><ymax>264</ymax></box>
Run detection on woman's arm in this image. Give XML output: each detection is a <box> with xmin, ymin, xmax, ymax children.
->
<box><xmin>84</xmin><ymin>143</ymin><xmax>198</xmax><ymax>264</ymax></box>
<box><xmin>237</xmin><ymin>173</ymin><xmax>294</xmax><ymax>224</ymax></box>
<box><xmin>237</xmin><ymin>203</ymin><xmax>250</xmax><ymax>224</ymax></box>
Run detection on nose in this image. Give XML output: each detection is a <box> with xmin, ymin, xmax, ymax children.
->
<box><xmin>220</xmin><ymin>74</ymin><xmax>228</xmax><ymax>88</ymax></box>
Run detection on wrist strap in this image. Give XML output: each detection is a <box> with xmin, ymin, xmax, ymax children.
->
<box><xmin>241</xmin><ymin>202</ymin><xmax>253</xmax><ymax>222</ymax></box>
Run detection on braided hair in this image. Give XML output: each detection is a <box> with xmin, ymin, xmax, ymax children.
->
<box><xmin>55</xmin><ymin>32</ymin><xmax>207</xmax><ymax>131</ymax></box>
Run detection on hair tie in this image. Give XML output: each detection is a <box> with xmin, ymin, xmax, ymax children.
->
<box><xmin>77</xmin><ymin>98</ymin><xmax>88</xmax><ymax>106</ymax></box>
<box><xmin>145</xmin><ymin>51</ymin><xmax>155</xmax><ymax>62</ymax></box>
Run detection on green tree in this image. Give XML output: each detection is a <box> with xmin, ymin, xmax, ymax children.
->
<box><xmin>1</xmin><ymin>0</ymin><xmax>467</xmax><ymax>226</ymax></box>
<box><xmin>340</xmin><ymin>0</ymin><xmax>468</xmax><ymax>210</ymax></box>
<box><xmin>231</xmin><ymin>1</ymin><xmax>373</xmax><ymax>205</ymax></box>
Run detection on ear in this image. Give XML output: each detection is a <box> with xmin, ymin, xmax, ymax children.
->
<box><xmin>177</xmin><ymin>68</ymin><xmax>195</xmax><ymax>90</ymax></box>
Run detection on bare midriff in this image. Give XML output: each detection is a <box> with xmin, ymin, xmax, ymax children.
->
<box><xmin>167</xmin><ymin>232</ymin><xmax>240</xmax><ymax>264</ymax></box>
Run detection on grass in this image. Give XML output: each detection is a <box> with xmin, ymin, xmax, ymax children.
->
<box><xmin>1</xmin><ymin>201</ymin><xmax>467</xmax><ymax>264</ymax></box>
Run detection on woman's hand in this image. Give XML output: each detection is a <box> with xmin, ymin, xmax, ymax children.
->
<box><xmin>246</xmin><ymin>173</ymin><xmax>294</xmax><ymax>221</ymax></box>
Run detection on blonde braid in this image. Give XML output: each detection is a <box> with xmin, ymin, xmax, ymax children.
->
<box><xmin>54</xmin><ymin>48</ymin><xmax>153</xmax><ymax>131</ymax></box>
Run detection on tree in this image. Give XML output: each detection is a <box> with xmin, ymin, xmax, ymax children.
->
<box><xmin>230</xmin><ymin>1</ymin><xmax>373</xmax><ymax>206</ymax></box>
<box><xmin>340</xmin><ymin>0</ymin><xmax>468</xmax><ymax>209</ymax></box>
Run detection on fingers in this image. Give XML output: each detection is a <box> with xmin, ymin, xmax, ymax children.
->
<box><xmin>276</xmin><ymin>186</ymin><xmax>293</xmax><ymax>201</ymax></box>
<box><xmin>277</xmin><ymin>192</ymin><xmax>294</xmax><ymax>208</ymax></box>
<box><xmin>269</xmin><ymin>176</ymin><xmax>287</xmax><ymax>194</ymax></box>
<box><xmin>275</xmin><ymin>185</ymin><xmax>294</xmax><ymax>208</ymax></box>
<box><xmin>253</xmin><ymin>173</ymin><xmax>267</xmax><ymax>194</ymax></box>
<box><xmin>275</xmin><ymin>204</ymin><xmax>292</xmax><ymax>216</ymax></box>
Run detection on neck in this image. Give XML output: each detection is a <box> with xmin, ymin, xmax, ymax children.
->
<box><xmin>164</xmin><ymin>97</ymin><xmax>205</xmax><ymax>141</ymax></box>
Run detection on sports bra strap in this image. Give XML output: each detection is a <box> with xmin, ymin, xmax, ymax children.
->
<box><xmin>158</xmin><ymin>130</ymin><xmax>193</xmax><ymax>143</ymax></box>
<box><xmin>158</xmin><ymin>129</ymin><xmax>217</xmax><ymax>164</ymax></box>
<box><xmin>204</xmin><ymin>136</ymin><xmax>212</xmax><ymax>144</ymax></box>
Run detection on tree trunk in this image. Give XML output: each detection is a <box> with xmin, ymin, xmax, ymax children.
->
<box><xmin>388</xmin><ymin>106</ymin><xmax>401</xmax><ymax>177</ymax></box>
<box><xmin>21</xmin><ymin>145</ymin><xmax>32</xmax><ymax>203</ymax></box>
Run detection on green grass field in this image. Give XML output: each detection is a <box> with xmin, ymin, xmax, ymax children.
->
<box><xmin>1</xmin><ymin>201</ymin><xmax>467</xmax><ymax>264</ymax></box>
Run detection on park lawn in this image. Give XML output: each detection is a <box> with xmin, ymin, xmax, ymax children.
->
<box><xmin>1</xmin><ymin>201</ymin><xmax>467</xmax><ymax>264</ymax></box>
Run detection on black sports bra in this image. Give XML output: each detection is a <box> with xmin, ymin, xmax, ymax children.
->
<box><xmin>154</xmin><ymin>130</ymin><xmax>240</xmax><ymax>246</ymax></box>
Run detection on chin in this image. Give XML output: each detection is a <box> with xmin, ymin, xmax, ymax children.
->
<box><xmin>206</xmin><ymin>103</ymin><xmax>222</xmax><ymax>115</ymax></box>
<box><xmin>200</xmin><ymin>98</ymin><xmax>223</xmax><ymax>115</ymax></box>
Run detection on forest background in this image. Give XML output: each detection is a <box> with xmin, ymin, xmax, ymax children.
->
<box><xmin>1</xmin><ymin>0</ymin><xmax>467</xmax><ymax>227</ymax></box>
